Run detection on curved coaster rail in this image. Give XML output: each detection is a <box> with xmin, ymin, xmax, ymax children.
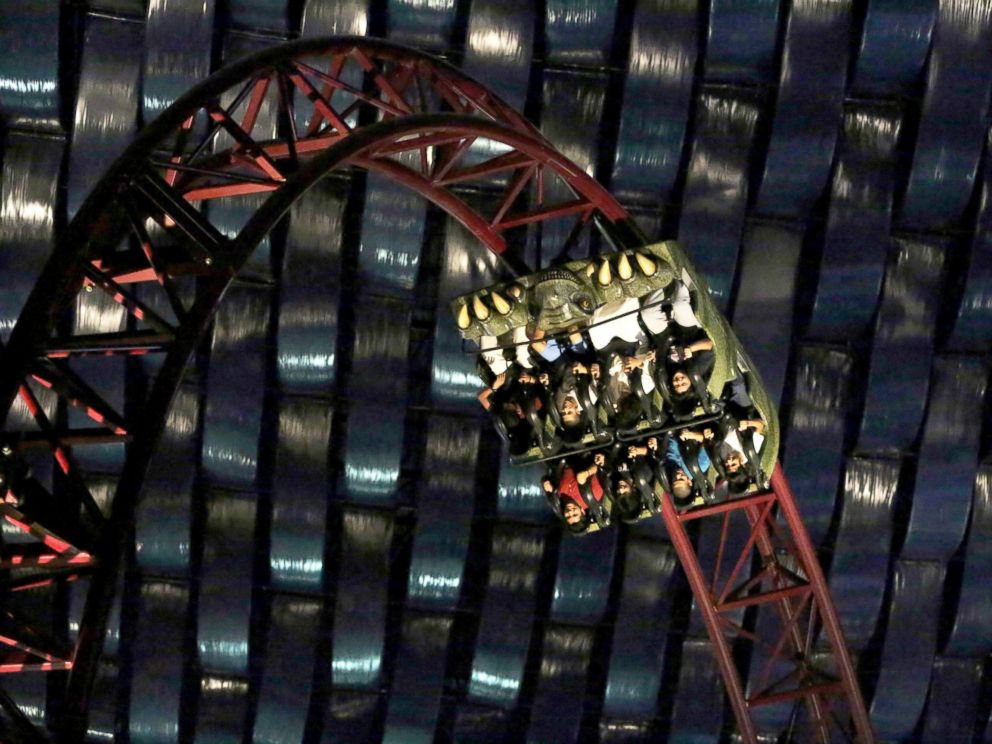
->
<box><xmin>0</xmin><ymin>37</ymin><xmax>868</xmax><ymax>744</ymax></box>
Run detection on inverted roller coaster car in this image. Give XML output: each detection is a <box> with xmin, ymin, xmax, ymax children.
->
<box><xmin>453</xmin><ymin>240</ymin><xmax>779</xmax><ymax>533</ymax></box>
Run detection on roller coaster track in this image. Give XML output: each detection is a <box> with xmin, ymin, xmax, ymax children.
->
<box><xmin>0</xmin><ymin>38</ymin><xmax>871</xmax><ymax>743</ymax></box>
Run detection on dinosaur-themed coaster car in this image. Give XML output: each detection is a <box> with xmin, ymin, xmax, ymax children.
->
<box><xmin>452</xmin><ymin>241</ymin><xmax>780</xmax><ymax>534</ymax></box>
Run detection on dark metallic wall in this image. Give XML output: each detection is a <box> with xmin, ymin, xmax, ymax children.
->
<box><xmin>1</xmin><ymin>1</ymin><xmax>991</xmax><ymax>742</ymax></box>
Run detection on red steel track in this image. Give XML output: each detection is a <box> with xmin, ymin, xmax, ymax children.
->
<box><xmin>0</xmin><ymin>38</ymin><xmax>871</xmax><ymax>743</ymax></box>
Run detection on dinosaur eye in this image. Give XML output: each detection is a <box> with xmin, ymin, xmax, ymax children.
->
<box><xmin>573</xmin><ymin>293</ymin><xmax>594</xmax><ymax>313</ymax></box>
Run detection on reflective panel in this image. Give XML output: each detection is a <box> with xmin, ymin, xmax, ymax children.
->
<box><xmin>900</xmin><ymin>0</ymin><xmax>992</xmax><ymax>231</ymax></box>
<box><xmin>754</xmin><ymin>0</ymin><xmax>852</xmax><ymax>218</ymax></box>
<box><xmin>270</xmin><ymin>397</ymin><xmax>332</xmax><ymax>591</ymax></box>
<box><xmin>807</xmin><ymin>105</ymin><xmax>900</xmax><ymax>340</ymax></box>
<box><xmin>856</xmin><ymin>237</ymin><xmax>945</xmax><ymax>453</ymax></box>
<box><xmin>129</xmin><ymin>582</ymin><xmax>188</xmax><ymax>744</ymax></box>
<box><xmin>611</xmin><ymin>0</ymin><xmax>697</xmax><ymax>204</ymax></box>
<box><xmin>406</xmin><ymin>415</ymin><xmax>480</xmax><ymax>610</ymax></box>
<box><xmin>527</xmin><ymin>624</ymin><xmax>595</xmax><ymax>743</ymax></box>
<box><xmin>829</xmin><ymin>457</ymin><xmax>899</xmax><ymax>650</ymax></box>
<box><xmin>462</xmin><ymin>0</ymin><xmax>534</xmax><ymax>111</ymax></box>
<box><xmin>201</xmin><ymin>284</ymin><xmax>272</xmax><ymax>488</ymax></box>
<box><xmin>0</xmin><ymin>1</ymin><xmax>61</xmax><ymax>130</ymax></box>
<box><xmin>253</xmin><ymin>595</ymin><xmax>322</xmax><ymax>744</ymax></box>
<box><xmin>197</xmin><ymin>490</ymin><xmax>256</xmax><ymax>675</ymax></box>
<box><xmin>868</xmin><ymin>559</ymin><xmax>946</xmax><ymax>741</ymax></box>
<box><xmin>852</xmin><ymin>0</ymin><xmax>936</xmax><ymax>96</ymax></box>
<box><xmin>386</xmin><ymin>0</ymin><xmax>458</xmax><ymax>51</ymax></box>
<box><xmin>332</xmin><ymin>508</ymin><xmax>393</xmax><ymax>689</ymax></box>
<box><xmin>144</xmin><ymin>0</ymin><xmax>217</xmax><ymax>121</ymax></box>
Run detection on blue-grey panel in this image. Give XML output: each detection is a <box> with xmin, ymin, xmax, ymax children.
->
<box><xmin>210</xmin><ymin>193</ymin><xmax>273</xmax><ymax>278</ymax></box>
<box><xmin>754</xmin><ymin>0</ymin><xmax>851</xmax><ymax>218</ymax></box>
<box><xmin>382</xmin><ymin>612</ymin><xmax>454</xmax><ymax>744</ymax></box>
<box><xmin>902</xmin><ymin>356</ymin><xmax>985</xmax><ymax>561</ymax></box>
<box><xmin>598</xmin><ymin>719</ymin><xmax>656</xmax><ymax>744</ymax></box>
<box><xmin>66</xmin><ymin>14</ymin><xmax>142</xmax><ymax>218</ymax></box>
<box><xmin>270</xmin><ymin>396</ymin><xmax>332</xmax><ymax>592</ymax></box>
<box><xmin>857</xmin><ymin>237</ymin><xmax>945</xmax><ymax>454</ymax></box>
<box><xmin>387</xmin><ymin>0</ymin><xmax>457</xmax><ymax>51</ymax></box>
<box><xmin>730</xmin><ymin>222</ymin><xmax>802</xmax><ymax>405</ymax></box>
<box><xmin>0</xmin><ymin>1</ymin><xmax>61</xmax><ymax>130</ymax></box>
<box><xmin>197</xmin><ymin>489</ymin><xmax>256</xmax><ymax>676</ymax></box>
<box><xmin>461</xmin><ymin>0</ymin><xmax>534</xmax><ymax>112</ymax></box>
<box><xmin>358</xmin><ymin>174</ymin><xmax>426</xmax><ymax>298</ymax></box>
<box><xmin>301</xmin><ymin>0</ymin><xmax>371</xmax><ymax>36</ymax></box>
<box><xmin>544</xmin><ymin>0</ymin><xmax>616</xmax><ymax>67</ymax></box>
<box><xmin>467</xmin><ymin>525</ymin><xmax>544</xmax><ymax>707</ymax></box>
<box><xmin>319</xmin><ymin>690</ymin><xmax>381</xmax><ymax>744</ymax></box>
<box><xmin>782</xmin><ymin>346</ymin><xmax>852</xmax><ymax>546</ymax></box>
<box><xmin>453</xmin><ymin>704</ymin><xmax>509</xmax><ymax>743</ymax></box>
<box><xmin>194</xmin><ymin>674</ymin><xmax>250</xmax><ymax>743</ymax></box>
<box><xmin>143</xmin><ymin>0</ymin><xmax>217</xmax><ymax>122</ymax></box>
<box><xmin>85</xmin><ymin>660</ymin><xmax>121</xmax><ymax>744</ymax></box>
<box><xmin>347</xmin><ymin>297</ymin><xmax>411</xmax><ymax>403</ymax></box>
<box><xmin>677</xmin><ymin>91</ymin><xmax>759</xmax><ymax>312</ymax></box>
<box><xmin>496</xmin><ymin>453</ymin><xmax>548</xmax><ymax>522</ymax></box>
<box><xmin>278</xmin><ymin>179</ymin><xmax>346</xmax><ymax>394</ymax></box>
<box><xmin>340</xmin><ymin>403</ymin><xmax>405</xmax><ymax>505</ymax></box>
<box><xmin>406</xmin><ymin>415</ymin><xmax>480</xmax><ymax>610</ymax></box>
<box><xmin>900</xmin><ymin>0</ymin><xmax>992</xmax><ymax>232</ymax></box>
<box><xmin>667</xmin><ymin>638</ymin><xmax>724</xmax><ymax>743</ymax></box>
<box><xmin>526</xmin><ymin>624</ymin><xmax>595</xmax><ymax>744</ymax></box>
<box><xmin>610</xmin><ymin>0</ymin><xmax>697</xmax><ymax>205</ymax></box>
<box><xmin>3</xmin><ymin>672</ymin><xmax>46</xmax><ymax>731</ymax></box>
<box><xmin>944</xmin><ymin>466</ymin><xmax>992</xmax><ymax>656</ymax></box>
<box><xmin>0</xmin><ymin>132</ymin><xmax>62</xmax><ymax>337</ymax></box>
<box><xmin>430</xmin><ymin>216</ymin><xmax>502</xmax><ymax>408</ymax></box>
<box><xmin>69</xmin><ymin>577</ymin><xmax>124</xmax><ymax>658</ymax></box>
<box><xmin>950</xmin><ymin>132</ymin><xmax>992</xmax><ymax>350</ymax></box>
<box><xmin>201</xmin><ymin>285</ymin><xmax>271</xmax><ymax>488</ymax></box>
<box><xmin>602</xmin><ymin>539</ymin><xmax>678</xmax><ymax>719</ymax></box>
<box><xmin>828</xmin><ymin>457</ymin><xmax>899</xmax><ymax>651</ymax></box>
<box><xmin>253</xmin><ymin>595</ymin><xmax>322</xmax><ymax>744</ymax></box>
<box><xmin>539</xmin><ymin>70</ymin><xmax>608</xmax><ymax>263</ymax></box>
<box><xmin>851</xmin><ymin>0</ymin><xmax>937</xmax><ymax>96</ymax></box>
<box><xmin>136</xmin><ymin>383</ymin><xmax>199</xmax><ymax>575</ymax></box>
<box><xmin>920</xmin><ymin>656</ymin><xmax>984</xmax><ymax>744</ymax></box>
<box><xmin>229</xmin><ymin>0</ymin><xmax>291</xmax><ymax>32</ymax></box>
<box><xmin>332</xmin><ymin>508</ymin><xmax>393</xmax><ymax>689</ymax></box>
<box><xmin>807</xmin><ymin>105</ymin><xmax>900</xmax><ymax>340</ymax></box>
<box><xmin>129</xmin><ymin>582</ymin><xmax>188</xmax><ymax>744</ymax></box>
<box><xmin>551</xmin><ymin>524</ymin><xmax>617</xmax><ymax>624</ymax></box>
<box><xmin>69</xmin><ymin>285</ymin><xmax>127</xmax><ymax>472</ymax></box>
<box><xmin>869</xmin><ymin>559</ymin><xmax>945</xmax><ymax>741</ymax></box>
<box><xmin>704</xmin><ymin>0</ymin><xmax>781</xmax><ymax>84</ymax></box>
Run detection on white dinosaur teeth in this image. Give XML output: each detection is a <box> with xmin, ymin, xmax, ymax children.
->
<box><xmin>618</xmin><ymin>252</ymin><xmax>633</xmax><ymax>280</ymax></box>
<box><xmin>456</xmin><ymin>302</ymin><xmax>471</xmax><ymax>329</ymax></box>
<box><xmin>635</xmin><ymin>252</ymin><xmax>656</xmax><ymax>276</ymax></box>
<box><xmin>598</xmin><ymin>258</ymin><xmax>612</xmax><ymax>286</ymax></box>
<box><xmin>472</xmin><ymin>294</ymin><xmax>490</xmax><ymax>320</ymax></box>
<box><xmin>491</xmin><ymin>291</ymin><xmax>511</xmax><ymax>315</ymax></box>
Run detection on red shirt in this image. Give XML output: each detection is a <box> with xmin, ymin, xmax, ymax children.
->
<box><xmin>558</xmin><ymin>467</ymin><xmax>603</xmax><ymax>509</ymax></box>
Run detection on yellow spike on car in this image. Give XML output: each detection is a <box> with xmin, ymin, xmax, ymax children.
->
<box><xmin>618</xmin><ymin>251</ymin><xmax>633</xmax><ymax>280</ymax></box>
<box><xmin>491</xmin><ymin>291</ymin><xmax>512</xmax><ymax>315</ymax></box>
<box><xmin>634</xmin><ymin>252</ymin><xmax>656</xmax><ymax>276</ymax></box>
<box><xmin>598</xmin><ymin>258</ymin><xmax>612</xmax><ymax>286</ymax></box>
<box><xmin>472</xmin><ymin>294</ymin><xmax>490</xmax><ymax>320</ymax></box>
<box><xmin>456</xmin><ymin>302</ymin><xmax>471</xmax><ymax>329</ymax></box>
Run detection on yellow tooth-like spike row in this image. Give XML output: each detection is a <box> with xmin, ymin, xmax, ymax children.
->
<box><xmin>634</xmin><ymin>252</ymin><xmax>656</xmax><ymax>276</ymax></box>
<box><xmin>618</xmin><ymin>252</ymin><xmax>633</xmax><ymax>280</ymax></box>
<box><xmin>457</xmin><ymin>302</ymin><xmax>471</xmax><ymax>329</ymax></box>
<box><xmin>472</xmin><ymin>294</ymin><xmax>490</xmax><ymax>320</ymax></box>
<box><xmin>508</xmin><ymin>284</ymin><xmax>523</xmax><ymax>298</ymax></box>
<box><xmin>598</xmin><ymin>258</ymin><xmax>612</xmax><ymax>286</ymax></box>
<box><xmin>492</xmin><ymin>291</ymin><xmax>512</xmax><ymax>315</ymax></box>
<box><xmin>586</xmin><ymin>263</ymin><xmax>596</xmax><ymax>276</ymax></box>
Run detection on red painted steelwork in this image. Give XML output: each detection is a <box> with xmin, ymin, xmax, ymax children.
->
<box><xmin>659</xmin><ymin>464</ymin><xmax>874</xmax><ymax>743</ymax></box>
